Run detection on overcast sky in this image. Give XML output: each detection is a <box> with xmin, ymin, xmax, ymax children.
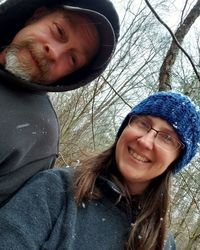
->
<box><xmin>112</xmin><ymin>0</ymin><xmax>200</xmax><ymax>30</ymax></box>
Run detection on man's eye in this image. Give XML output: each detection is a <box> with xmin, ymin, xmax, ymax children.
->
<box><xmin>70</xmin><ymin>54</ymin><xmax>77</xmax><ymax>67</ymax></box>
<box><xmin>54</xmin><ymin>23</ymin><xmax>65</xmax><ymax>40</ymax></box>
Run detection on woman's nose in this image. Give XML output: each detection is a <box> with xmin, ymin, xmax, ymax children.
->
<box><xmin>137</xmin><ymin>130</ymin><xmax>157</xmax><ymax>150</ymax></box>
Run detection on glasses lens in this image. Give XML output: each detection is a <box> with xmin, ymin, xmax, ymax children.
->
<box><xmin>128</xmin><ymin>116</ymin><xmax>184</xmax><ymax>151</ymax></box>
<box><xmin>129</xmin><ymin>116</ymin><xmax>150</xmax><ymax>133</ymax></box>
<box><xmin>156</xmin><ymin>132</ymin><xmax>182</xmax><ymax>151</ymax></box>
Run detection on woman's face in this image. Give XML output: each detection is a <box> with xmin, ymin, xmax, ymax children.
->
<box><xmin>115</xmin><ymin>115</ymin><xmax>182</xmax><ymax>195</ymax></box>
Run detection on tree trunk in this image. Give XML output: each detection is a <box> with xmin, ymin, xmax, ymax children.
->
<box><xmin>159</xmin><ymin>0</ymin><xmax>200</xmax><ymax>91</ymax></box>
<box><xmin>184</xmin><ymin>216</ymin><xmax>200</xmax><ymax>250</ymax></box>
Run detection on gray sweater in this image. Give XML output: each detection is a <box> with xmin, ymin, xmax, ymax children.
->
<box><xmin>0</xmin><ymin>167</ymin><xmax>176</xmax><ymax>249</ymax></box>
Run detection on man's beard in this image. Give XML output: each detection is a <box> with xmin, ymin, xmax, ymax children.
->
<box><xmin>5</xmin><ymin>41</ymin><xmax>51</xmax><ymax>84</ymax></box>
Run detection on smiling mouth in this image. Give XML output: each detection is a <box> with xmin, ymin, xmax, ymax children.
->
<box><xmin>128</xmin><ymin>147</ymin><xmax>150</xmax><ymax>163</ymax></box>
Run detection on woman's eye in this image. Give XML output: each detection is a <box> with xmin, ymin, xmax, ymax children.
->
<box><xmin>162</xmin><ymin>134</ymin><xmax>173</xmax><ymax>144</ymax></box>
<box><xmin>138</xmin><ymin>120</ymin><xmax>149</xmax><ymax>129</ymax></box>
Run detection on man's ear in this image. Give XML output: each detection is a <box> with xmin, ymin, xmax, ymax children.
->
<box><xmin>26</xmin><ymin>6</ymin><xmax>49</xmax><ymax>25</ymax></box>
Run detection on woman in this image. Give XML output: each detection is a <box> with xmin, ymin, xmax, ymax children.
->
<box><xmin>0</xmin><ymin>91</ymin><xmax>199</xmax><ymax>250</ymax></box>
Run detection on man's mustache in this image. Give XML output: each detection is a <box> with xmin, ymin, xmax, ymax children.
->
<box><xmin>6</xmin><ymin>40</ymin><xmax>50</xmax><ymax>75</ymax></box>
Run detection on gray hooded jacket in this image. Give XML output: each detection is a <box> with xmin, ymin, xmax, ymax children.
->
<box><xmin>0</xmin><ymin>0</ymin><xmax>119</xmax><ymax>206</ymax></box>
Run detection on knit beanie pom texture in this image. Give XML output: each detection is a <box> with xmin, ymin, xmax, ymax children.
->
<box><xmin>117</xmin><ymin>91</ymin><xmax>200</xmax><ymax>173</ymax></box>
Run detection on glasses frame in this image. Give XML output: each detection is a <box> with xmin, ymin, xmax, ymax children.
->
<box><xmin>128</xmin><ymin>115</ymin><xmax>185</xmax><ymax>151</ymax></box>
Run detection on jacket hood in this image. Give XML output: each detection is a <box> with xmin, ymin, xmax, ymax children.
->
<box><xmin>0</xmin><ymin>0</ymin><xmax>120</xmax><ymax>92</ymax></box>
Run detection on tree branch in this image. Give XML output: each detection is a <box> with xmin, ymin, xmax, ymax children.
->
<box><xmin>144</xmin><ymin>0</ymin><xmax>200</xmax><ymax>91</ymax></box>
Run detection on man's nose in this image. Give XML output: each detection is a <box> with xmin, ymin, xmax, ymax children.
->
<box><xmin>137</xmin><ymin>130</ymin><xmax>157</xmax><ymax>150</ymax></box>
<box><xmin>43</xmin><ymin>42</ymin><xmax>67</xmax><ymax>61</ymax></box>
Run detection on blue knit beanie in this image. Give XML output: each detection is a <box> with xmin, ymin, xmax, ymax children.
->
<box><xmin>117</xmin><ymin>91</ymin><xmax>200</xmax><ymax>173</ymax></box>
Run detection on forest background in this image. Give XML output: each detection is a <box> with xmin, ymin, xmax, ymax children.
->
<box><xmin>50</xmin><ymin>0</ymin><xmax>200</xmax><ymax>249</ymax></box>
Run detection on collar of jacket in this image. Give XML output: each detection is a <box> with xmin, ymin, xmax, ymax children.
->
<box><xmin>96</xmin><ymin>175</ymin><xmax>141</xmax><ymax>221</ymax></box>
<box><xmin>96</xmin><ymin>175</ymin><xmax>125</xmax><ymax>204</ymax></box>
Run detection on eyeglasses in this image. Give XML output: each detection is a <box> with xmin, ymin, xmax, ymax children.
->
<box><xmin>128</xmin><ymin>115</ymin><xmax>185</xmax><ymax>152</ymax></box>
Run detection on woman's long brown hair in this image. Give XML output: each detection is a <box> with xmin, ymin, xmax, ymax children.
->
<box><xmin>73</xmin><ymin>142</ymin><xmax>172</xmax><ymax>250</ymax></box>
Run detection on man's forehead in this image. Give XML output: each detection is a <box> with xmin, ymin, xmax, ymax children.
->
<box><xmin>59</xmin><ymin>9</ymin><xmax>94</xmax><ymax>26</ymax></box>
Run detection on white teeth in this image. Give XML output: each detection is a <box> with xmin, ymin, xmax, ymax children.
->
<box><xmin>129</xmin><ymin>148</ymin><xmax>149</xmax><ymax>162</ymax></box>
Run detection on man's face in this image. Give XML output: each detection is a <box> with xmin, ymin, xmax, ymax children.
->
<box><xmin>3</xmin><ymin>8</ymin><xmax>100</xmax><ymax>84</ymax></box>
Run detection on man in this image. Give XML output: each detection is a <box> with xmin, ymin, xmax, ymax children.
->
<box><xmin>0</xmin><ymin>0</ymin><xmax>119</xmax><ymax>206</ymax></box>
<box><xmin>0</xmin><ymin>0</ymin><xmax>119</xmax><ymax>90</ymax></box>
<box><xmin>0</xmin><ymin>7</ymin><xmax>101</xmax><ymax>85</ymax></box>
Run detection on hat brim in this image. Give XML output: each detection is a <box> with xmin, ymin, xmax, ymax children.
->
<box><xmin>61</xmin><ymin>5</ymin><xmax>116</xmax><ymax>70</ymax></box>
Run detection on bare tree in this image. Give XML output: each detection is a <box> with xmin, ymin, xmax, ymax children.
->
<box><xmin>143</xmin><ymin>0</ymin><xmax>200</xmax><ymax>90</ymax></box>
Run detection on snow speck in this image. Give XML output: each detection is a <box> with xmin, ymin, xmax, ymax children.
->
<box><xmin>72</xmin><ymin>234</ymin><xmax>76</xmax><ymax>239</ymax></box>
<box><xmin>16</xmin><ymin>123</ymin><xmax>30</xmax><ymax>129</ymax></box>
